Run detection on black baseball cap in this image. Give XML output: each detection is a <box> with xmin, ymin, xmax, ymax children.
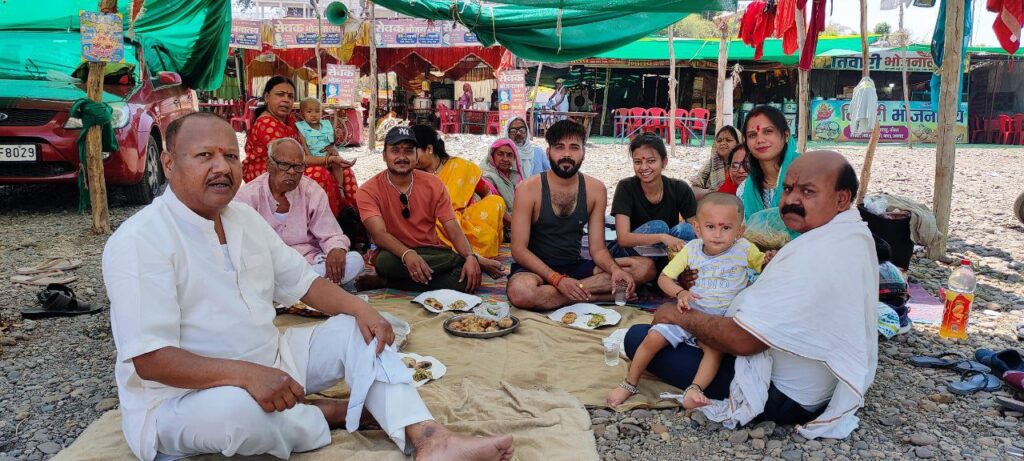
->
<box><xmin>384</xmin><ymin>126</ymin><xmax>417</xmax><ymax>146</ymax></box>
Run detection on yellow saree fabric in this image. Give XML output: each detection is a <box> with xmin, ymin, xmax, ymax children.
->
<box><xmin>435</xmin><ymin>157</ymin><xmax>505</xmax><ymax>258</ymax></box>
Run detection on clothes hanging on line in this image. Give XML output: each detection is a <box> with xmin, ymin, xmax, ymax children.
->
<box><xmin>798</xmin><ymin>0</ymin><xmax>827</xmax><ymax>71</ymax></box>
<box><xmin>987</xmin><ymin>0</ymin><xmax>1024</xmax><ymax>55</ymax></box>
<box><xmin>740</xmin><ymin>0</ymin><xmax>778</xmax><ymax>61</ymax></box>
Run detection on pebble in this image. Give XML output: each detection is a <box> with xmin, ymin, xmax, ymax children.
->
<box><xmin>780</xmin><ymin>450</ymin><xmax>802</xmax><ymax>461</ymax></box>
<box><xmin>36</xmin><ymin>442</ymin><xmax>60</xmax><ymax>455</ymax></box>
<box><xmin>910</xmin><ymin>433</ymin><xmax>938</xmax><ymax>446</ymax></box>
<box><xmin>728</xmin><ymin>429</ymin><xmax>749</xmax><ymax>444</ymax></box>
<box><xmin>914</xmin><ymin>447</ymin><xmax>934</xmax><ymax>458</ymax></box>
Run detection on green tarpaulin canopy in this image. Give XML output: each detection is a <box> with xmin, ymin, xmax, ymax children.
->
<box><xmin>594</xmin><ymin>36</ymin><xmax>881</xmax><ymax>64</ymax></box>
<box><xmin>372</xmin><ymin>0</ymin><xmax>735</xmax><ymax>62</ymax></box>
<box><xmin>0</xmin><ymin>0</ymin><xmax>230</xmax><ymax>90</ymax></box>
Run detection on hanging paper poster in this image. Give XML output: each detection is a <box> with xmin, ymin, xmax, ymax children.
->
<box><xmin>271</xmin><ymin>19</ymin><xmax>341</xmax><ymax>49</ymax></box>
<box><xmin>810</xmin><ymin>100</ymin><xmax>968</xmax><ymax>143</ymax></box>
<box><xmin>497</xmin><ymin>70</ymin><xmax>527</xmax><ymax>127</ymax></box>
<box><xmin>374</xmin><ymin>18</ymin><xmax>444</xmax><ymax>47</ymax></box>
<box><xmin>448</xmin><ymin>22</ymin><xmax>480</xmax><ymax>46</ymax></box>
<box><xmin>230</xmin><ymin>20</ymin><xmax>262</xmax><ymax>50</ymax></box>
<box><xmin>80</xmin><ymin>11</ymin><xmax>124</xmax><ymax>63</ymax></box>
<box><xmin>325</xmin><ymin>64</ymin><xmax>357</xmax><ymax>107</ymax></box>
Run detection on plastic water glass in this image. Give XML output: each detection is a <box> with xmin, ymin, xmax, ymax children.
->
<box><xmin>614</xmin><ymin>281</ymin><xmax>627</xmax><ymax>306</ymax></box>
<box><xmin>603</xmin><ymin>337</ymin><xmax>620</xmax><ymax>366</ymax></box>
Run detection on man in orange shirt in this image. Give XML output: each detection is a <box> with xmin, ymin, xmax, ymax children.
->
<box><xmin>355</xmin><ymin>126</ymin><xmax>482</xmax><ymax>293</ymax></box>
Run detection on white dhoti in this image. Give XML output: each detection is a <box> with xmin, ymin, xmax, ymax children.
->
<box><xmin>311</xmin><ymin>251</ymin><xmax>365</xmax><ymax>284</ymax></box>
<box><xmin>152</xmin><ymin>315</ymin><xmax>432</xmax><ymax>460</ymax></box>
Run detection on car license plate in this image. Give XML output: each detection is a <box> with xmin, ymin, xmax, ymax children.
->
<box><xmin>0</xmin><ymin>144</ymin><xmax>37</xmax><ymax>162</ymax></box>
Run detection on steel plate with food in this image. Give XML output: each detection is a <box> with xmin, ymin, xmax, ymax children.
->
<box><xmin>443</xmin><ymin>313</ymin><xmax>520</xmax><ymax>339</ymax></box>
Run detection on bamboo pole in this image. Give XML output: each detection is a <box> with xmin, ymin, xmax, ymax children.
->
<box><xmin>795</xmin><ymin>5</ymin><xmax>809</xmax><ymax>155</ymax></box>
<box><xmin>899</xmin><ymin>3</ymin><xmax>913</xmax><ymax>149</ymax></box>
<box><xmin>367</xmin><ymin>3</ymin><xmax>378</xmax><ymax>149</ymax></box>
<box><xmin>856</xmin><ymin>0</ymin><xmax>881</xmax><ymax>204</ymax></box>
<box><xmin>599</xmin><ymin>68</ymin><xmax>611</xmax><ymax>136</ymax></box>
<box><xmin>715</xmin><ymin>19</ymin><xmax>728</xmax><ymax>131</ymax></box>
<box><xmin>668</xmin><ymin>27</ymin><xmax>677</xmax><ymax>156</ymax></box>
<box><xmin>928</xmin><ymin>0</ymin><xmax>966</xmax><ymax>260</ymax></box>
<box><xmin>529</xmin><ymin>62</ymin><xmax>543</xmax><ymax>130</ymax></box>
<box><xmin>84</xmin><ymin>0</ymin><xmax>118</xmax><ymax>234</ymax></box>
<box><xmin>315</xmin><ymin>3</ymin><xmax>323</xmax><ymax>101</ymax></box>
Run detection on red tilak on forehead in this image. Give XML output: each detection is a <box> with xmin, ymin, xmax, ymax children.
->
<box><xmin>754</xmin><ymin>124</ymin><xmax>762</xmax><ymax>134</ymax></box>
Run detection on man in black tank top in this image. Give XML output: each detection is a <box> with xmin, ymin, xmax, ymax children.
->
<box><xmin>506</xmin><ymin>121</ymin><xmax>656</xmax><ymax>311</ymax></box>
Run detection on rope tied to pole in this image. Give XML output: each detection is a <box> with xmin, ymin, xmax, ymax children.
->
<box><xmin>70</xmin><ymin>99</ymin><xmax>119</xmax><ymax>213</ymax></box>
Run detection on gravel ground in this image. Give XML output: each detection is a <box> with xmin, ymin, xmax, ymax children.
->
<box><xmin>1</xmin><ymin>133</ymin><xmax>1023</xmax><ymax>461</ymax></box>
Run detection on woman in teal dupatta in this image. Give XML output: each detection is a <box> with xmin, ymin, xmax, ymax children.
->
<box><xmin>738</xmin><ymin>105</ymin><xmax>799</xmax><ymax>219</ymax></box>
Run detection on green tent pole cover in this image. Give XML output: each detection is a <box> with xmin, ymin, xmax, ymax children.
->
<box><xmin>0</xmin><ymin>0</ymin><xmax>231</xmax><ymax>90</ymax></box>
<box><xmin>372</xmin><ymin>0</ymin><xmax>736</xmax><ymax>62</ymax></box>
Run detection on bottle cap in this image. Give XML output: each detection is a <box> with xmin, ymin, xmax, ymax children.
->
<box><xmin>961</xmin><ymin>259</ymin><xmax>971</xmax><ymax>266</ymax></box>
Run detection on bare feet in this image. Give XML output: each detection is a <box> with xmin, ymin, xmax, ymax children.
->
<box><xmin>606</xmin><ymin>387</ymin><xmax>633</xmax><ymax>407</ymax></box>
<box><xmin>681</xmin><ymin>387</ymin><xmax>710</xmax><ymax>409</ymax></box>
<box><xmin>409</xmin><ymin>421</ymin><xmax>514</xmax><ymax>461</ymax></box>
<box><xmin>309</xmin><ymin>398</ymin><xmax>379</xmax><ymax>429</ymax></box>
<box><xmin>478</xmin><ymin>257</ymin><xmax>507</xmax><ymax>280</ymax></box>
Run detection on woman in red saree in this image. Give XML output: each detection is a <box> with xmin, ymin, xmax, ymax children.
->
<box><xmin>243</xmin><ymin>76</ymin><xmax>358</xmax><ymax>216</ymax></box>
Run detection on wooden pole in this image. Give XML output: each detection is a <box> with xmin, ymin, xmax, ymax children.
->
<box><xmin>367</xmin><ymin>2</ymin><xmax>377</xmax><ymax>149</ymax></box>
<box><xmin>668</xmin><ymin>27</ymin><xmax>677</xmax><ymax>156</ymax></box>
<box><xmin>315</xmin><ymin>3</ymin><xmax>323</xmax><ymax>101</ymax></box>
<box><xmin>84</xmin><ymin>0</ymin><xmax>117</xmax><ymax>234</ymax></box>
<box><xmin>899</xmin><ymin>3</ymin><xmax>913</xmax><ymax>149</ymax></box>
<box><xmin>795</xmin><ymin>5</ymin><xmax>809</xmax><ymax>155</ymax></box>
<box><xmin>856</xmin><ymin>0</ymin><xmax>882</xmax><ymax>204</ymax></box>
<box><xmin>715</xmin><ymin>19</ymin><xmax>728</xmax><ymax>131</ymax></box>
<box><xmin>529</xmin><ymin>62</ymin><xmax>543</xmax><ymax>131</ymax></box>
<box><xmin>599</xmin><ymin>68</ymin><xmax>611</xmax><ymax>136</ymax></box>
<box><xmin>928</xmin><ymin>0</ymin><xmax>966</xmax><ymax>260</ymax></box>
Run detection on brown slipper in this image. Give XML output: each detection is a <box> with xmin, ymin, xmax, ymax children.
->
<box><xmin>16</xmin><ymin>258</ymin><xmax>82</xmax><ymax>275</ymax></box>
<box><xmin>11</xmin><ymin>271</ymin><xmax>77</xmax><ymax>286</ymax></box>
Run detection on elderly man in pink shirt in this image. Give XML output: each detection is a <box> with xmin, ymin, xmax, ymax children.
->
<box><xmin>236</xmin><ymin>137</ymin><xmax>364</xmax><ymax>284</ymax></box>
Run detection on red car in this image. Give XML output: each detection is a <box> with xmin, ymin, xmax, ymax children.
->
<box><xmin>0</xmin><ymin>31</ymin><xmax>196</xmax><ymax>204</ymax></box>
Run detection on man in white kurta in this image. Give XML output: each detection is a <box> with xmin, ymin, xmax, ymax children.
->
<box><xmin>102</xmin><ymin>112</ymin><xmax>514</xmax><ymax>461</ymax></box>
<box><xmin>645</xmin><ymin>151</ymin><xmax>878</xmax><ymax>439</ymax></box>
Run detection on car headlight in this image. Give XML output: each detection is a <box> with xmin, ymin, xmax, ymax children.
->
<box><xmin>63</xmin><ymin>102</ymin><xmax>130</xmax><ymax>129</ymax></box>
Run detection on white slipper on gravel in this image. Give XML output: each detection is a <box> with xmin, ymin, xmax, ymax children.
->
<box><xmin>16</xmin><ymin>257</ymin><xmax>82</xmax><ymax>275</ymax></box>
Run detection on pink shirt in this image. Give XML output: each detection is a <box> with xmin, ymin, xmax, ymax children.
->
<box><xmin>236</xmin><ymin>173</ymin><xmax>350</xmax><ymax>263</ymax></box>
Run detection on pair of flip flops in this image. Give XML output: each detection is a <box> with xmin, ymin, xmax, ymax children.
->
<box><xmin>910</xmin><ymin>352</ymin><xmax>1002</xmax><ymax>395</ymax></box>
<box><xmin>19</xmin><ymin>283</ymin><xmax>102</xmax><ymax>319</ymax></box>
<box><xmin>10</xmin><ymin>258</ymin><xmax>82</xmax><ymax>286</ymax></box>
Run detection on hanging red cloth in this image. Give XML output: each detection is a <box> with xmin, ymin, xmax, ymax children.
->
<box><xmin>739</xmin><ymin>1</ymin><xmax>778</xmax><ymax>60</ymax></box>
<box><xmin>775</xmin><ymin>0</ymin><xmax>801</xmax><ymax>55</ymax></box>
<box><xmin>798</xmin><ymin>0</ymin><xmax>827</xmax><ymax>71</ymax></box>
<box><xmin>987</xmin><ymin>0</ymin><xmax>1024</xmax><ymax>55</ymax></box>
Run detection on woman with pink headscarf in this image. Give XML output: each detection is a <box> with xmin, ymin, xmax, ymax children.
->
<box><xmin>480</xmin><ymin>138</ymin><xmax>523</xmax><ymax>228</ymax></box>
<box><xmin>457</xmin><ymin>83</ymin><xmax>474</xmax><ymax>109</ymax></box>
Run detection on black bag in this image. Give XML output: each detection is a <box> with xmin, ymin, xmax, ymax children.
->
<box><xmin>338</xmin><ymin>206</ymin><xmax>368</xmax><ymax>252</ymax></box>
<box><xmin>858</xmin><ymin>205</ymin><xmax>913</xmax><ymax>270</ymax></box>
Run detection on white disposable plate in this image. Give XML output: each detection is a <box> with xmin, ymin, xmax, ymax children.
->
<box><xmin>397</xmin><ymin>352</ymin><xmax>447</xmax><ymax>387</ymax></box>
<box><xmin>548</xmin><ymin>303</ymin><xmax>622</xmax><ymax>330</ymax></box>
<box><xmin>412</xmin><ymin>289</ymin><xmax>482</xmax><ymax>313</ymax></box>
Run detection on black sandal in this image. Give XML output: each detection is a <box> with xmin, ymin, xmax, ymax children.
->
<box><xmin>21</xmin><ymin>283</ymin><xmax>102</xmax><ymax>319</ymax></box>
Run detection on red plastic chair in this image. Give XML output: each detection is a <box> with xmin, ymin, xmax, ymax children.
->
<box><xmin>998</xmin><ymin>114</ymin><xmax>1016</xmax><ymax>144</ymax></box>
<box><xmin>673</xmin><ymin>108</ymin><xmax>690</xmax><ymax>145</ymax></box>
<box><xmin>485</xmin><ymin>111</ymin><xmax>502</xmax><ymax>135</ymax></box>
<box><xmin>229</xmin><ymin>98</ymin><xmax>259</xmax><ymax>133</ymax></box>
<box><xmin>689</xmin><ymin>107</ymin><xmax>710</xmax><ymax>145</ymax></box>
<box><xmin>969</xmin><ymin>115</ymin><xmax>989</xmax><ymax>144</ymax></box>
<box><xmin>438</xmin><ymin>104</ymin><xmax>460</xmax><ymax>134</ymax></box>
<box><xmin>646</xmin><ymin>108</ymin><xmax>669</xmax><ymax>139</ymax></box>
<box><xmin>612</xmin><ymin>108</ymin><xmax>629</xmax><ymax>137</ymax></box>
<box><xmin>626</xmin><ymin>107</ymin><xmax>647</xmax><ymax>136</ymax></box>
<box><xmin>1015</xmin><ymin>114</ymin><xmax>1024</xmax><ymax>145</ymax></box>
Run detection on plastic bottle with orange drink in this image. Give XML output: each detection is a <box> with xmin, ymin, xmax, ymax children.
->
<box><xmin>939</xmin><ymin>259</ymin><xmax>976</xmax><ymax>340</ymax></box>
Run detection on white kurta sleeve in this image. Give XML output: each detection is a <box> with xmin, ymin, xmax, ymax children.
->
<box><xmin>102</xmin><ymin>231</ymin><xmax>182</xmax><ymax>364</ymax></box>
